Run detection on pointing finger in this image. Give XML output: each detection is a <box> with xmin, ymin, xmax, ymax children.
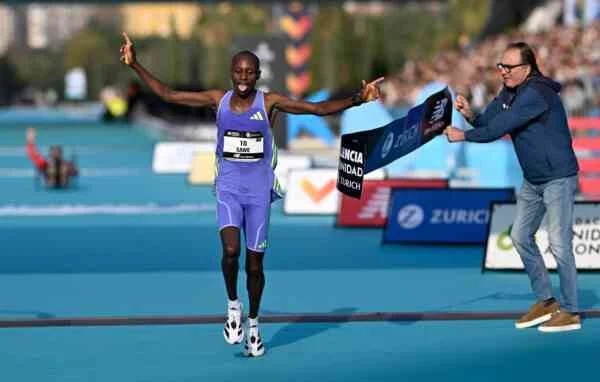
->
<box><xmin>370</xmin><ymin>77</ymin><xmax>385</xmax><ymax>86</ymax></box>
<box><xmin>122</xmin><ymin>32</ymin><xmax>132</xmax><ymax>45</ymax></box>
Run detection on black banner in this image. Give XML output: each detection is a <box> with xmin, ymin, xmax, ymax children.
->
<box><xmin>337</xmin><ymin>88</ymin><xmax>453</xmax><ymax>199</ymax></box>
<box><xmin>336</xmin><ymin>130</ymin><xmax>369</xmax><ymax>199</ymax></box>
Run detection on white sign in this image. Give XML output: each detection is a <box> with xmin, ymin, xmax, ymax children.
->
<box><xmin>152</xmin><ymin>142</ymin><xmax>215</xmax><ymax>173</ymax></box>
<box><xmin>284</xmin><ymin>169</ymin><xmax>339</xmax><ymax>215</ymax></box>
<box><xmin>284</xmin><ymin>168</ymin><xmax>385</xmax><ymax>215</ymax></box>
<box><xmin>65</xmin><ymin>67</ymin><xmax>87</xmax><ymax>100</ymax></box>
<box><xmin>485</xmin><ymin>202</ymin><xmax>600</xmax><ymax>270</ymax></box>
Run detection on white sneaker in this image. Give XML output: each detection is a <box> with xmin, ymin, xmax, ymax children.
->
<box><xmin>223</xmin><ymin>302</ymin><xmax>244</xmax><ymax>345</ymax></box>
<box><xmin>244</xmin><ymin>322</ymin><xmax>265</xmax><ymax>357</ymax></box>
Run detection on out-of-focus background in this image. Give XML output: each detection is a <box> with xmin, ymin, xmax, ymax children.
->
<box><xmin>0</xmin><ymin>0</ymin><xmax>598</xmax><ymax>190</ymax></box>
<box><xmin>1</xmin><ymin>1</ymin><xmax>600</xmax><ymax>381</ymax></box>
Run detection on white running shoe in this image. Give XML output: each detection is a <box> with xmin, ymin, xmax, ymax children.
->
<box><xmin>223</xmin><ymin>303</ymin><xmax>244</xmax><ymax>345</ymax></box>
<box><xmin>244</xmin><ymin>322</ymin><xmax>265</xmax><ymax>357</ymax></box>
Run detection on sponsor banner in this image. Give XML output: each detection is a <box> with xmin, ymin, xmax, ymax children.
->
<box><xmin>152</xmin><ymin>142</ymin><xmax>215</xmax><ymax>174</ymax></box>
<box><xmin>285</xmin><ymin>168</ymin><xmax>385</xmax><ymax>215</ymax></box>
<box><xmin>337</xmin><ymin>132</ymin><xmax>368</xmax><ymax>199</ymax></box>
<box><xmin>336</xmin><ymin>178</ymin><xmax>449</xmax><ymax>227</ymax></box>
<box><xmin>337</xmin><ymin>88</ymin><xmax>452</xmax><ymax>199</ymax></box>
<box><xmin>383</xmin><ymin>188</ymin><xmax>514</xmax><ymax>244</ymax></box>
<box><xmin>484</xmin><ymin>202</ymin><xmax>600</xmax><ymax>270</ymax></box>
<box><xmin>285</xmin><ymin>169</ymin><xmax>338</xmax><ymax>215</ymax></box>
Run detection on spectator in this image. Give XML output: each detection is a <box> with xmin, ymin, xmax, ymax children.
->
<box><xmin>387</xmin><ymin>21</ymin><xmax>600</xmax><ymax>117</ymax></box>
<box><xmin>26</xmin><ymin>128</ymin><xmax>79</xmax><ymax>189</ymax></box>
<box><xmin>444</xmin><ymin>42</ymin><xmax>581</xmax><ymax>333</ymax></box>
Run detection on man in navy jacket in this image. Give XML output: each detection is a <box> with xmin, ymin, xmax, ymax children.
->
<box><xmin>445</xmin><ymin>42</ymin><xmax>581</xmax><ymax>332</ymax></box>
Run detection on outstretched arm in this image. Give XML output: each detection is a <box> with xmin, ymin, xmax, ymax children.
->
<box><xmin>120</xmin><ymin>32</ymin><xmax>223</xmax><ymax>107</ymax></box>
<box><xmin>25</xmin><ymin>128</ymin><xmax>47</xmax><ymax>170</ymax></box>
<box><xmin>444</xmin><ymin>87</ymin><xmax>548</xmax><ymax>143</ymax></box>
<box><xmin>464</xmin><ymin>87</ymin><xmax>547</xmax><ymax>143</ymax></box>
<box><xmin>266</xmin><ymin>77</ymin><xmax>384</xmax><ymax>116</ymax></box>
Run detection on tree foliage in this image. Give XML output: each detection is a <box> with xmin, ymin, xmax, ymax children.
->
<box><xmin>309</xmin><ymin>1</ymin><xmax>489</xmax><ymax>93</ymax></box>
<box><xmin>63</xmin><ymin>23</ymin><xmax>122</xmax><ymax>99</ymax></box>
<box><xmin>9</xmin><ymin>48</ymin><xmax>63</xmax><ymax>96</ymax></box>
<box><xmin>192</xmin><ymin>3</ymin><xmax>270</xmax><ymax>88</ymax></box>
<box><xmin>6</xmin><ymin>2</ymin><xmax>491</xmax><ymax>100</ymax></box>
<box><xmin>0</xmin><ymin>54</ymin><xmax>22</xmax><ymax>105</ymax></box>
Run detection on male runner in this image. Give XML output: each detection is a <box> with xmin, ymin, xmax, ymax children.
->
<box><xmin>120</xmin><ymin>32</ymin><xmax>383</xmax><ymax>356</ymax></box>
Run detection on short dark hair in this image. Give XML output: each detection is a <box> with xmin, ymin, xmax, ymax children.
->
<box><xmin>506</xmin><ymin>41</ymin><xmax>542</xmax><ymax>75</ymax></box>
<box><xmin>232</xmin><ymin>50</ymin><xmax>260</xmax><ymax>71</ymax></box>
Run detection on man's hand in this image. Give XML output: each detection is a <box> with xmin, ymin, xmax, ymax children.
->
<box><xmin>360</xmin><ymin>77</ymin><xmax>385</xmax><ymax>103</ymax></box>
<box><xmin>455</xmin><ymin>94</ymin><xmax>474</xmax><ymax>121</ymax></box>
<box><xmin>120</xmin><ymin>32</ymin><xmax>136</xmax><ymax>66</ymax></box>
<box><xmin>443</xmin><ymin>126</ymin><xmax>465</xmax><ymax>142</ymax></box>
<box><xmin>26</xmin><ymin>127</ymin><xmax>36</xmax><ymax>143</ymax></box>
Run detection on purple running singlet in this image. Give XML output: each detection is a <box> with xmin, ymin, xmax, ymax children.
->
<box><xmin>214</xmin><ymin>90</ymin><xmax>283</xmax><ymax>252</ymax></box>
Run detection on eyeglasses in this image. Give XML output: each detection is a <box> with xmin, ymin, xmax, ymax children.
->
<box><xmin>496</xmin><ymin>62</ymin><xmax>528</xmax><ymax>73</ymax></box>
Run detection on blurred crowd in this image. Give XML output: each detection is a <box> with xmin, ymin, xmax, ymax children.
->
<box><xmin>385</xmin><ymin>21</ymin><xmax>600</xmax><ymax>116</ymax></box>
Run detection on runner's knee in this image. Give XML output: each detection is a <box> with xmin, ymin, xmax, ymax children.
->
<box><xmin>222</xmin><ymin>243</ymin><xmax>240</xmax><ymax>260</ymax></box>
<box><xmin>245</xmin><ymin>251</ymin><xmax>263</xmax><ymax>275</ymax></box>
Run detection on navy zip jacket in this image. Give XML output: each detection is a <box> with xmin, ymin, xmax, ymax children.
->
<box><xmin>465</xmin><ymin>74</ymin><xmax>579</xmax><ymax>184</ymax></box>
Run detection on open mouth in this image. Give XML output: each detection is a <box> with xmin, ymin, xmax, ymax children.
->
<box><xmin>237</xmin><ymin>84</ymin><xmax>249</xmax><ymax>93</ymax></box>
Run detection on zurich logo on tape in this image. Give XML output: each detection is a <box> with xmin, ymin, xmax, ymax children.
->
<box><xmin>381</xmin><ymin>132</ymin><xmax>394</xmax><ymax>159</ymax></box>
<box><xmin>397</xmin><ymin>204</ymin><xmax>424</xmax><ymax>229</ymax></box>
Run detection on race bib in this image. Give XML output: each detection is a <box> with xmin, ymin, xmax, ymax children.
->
<box><xmin>223</xmin><ymin>130</ymin><xmax>264</xmax><ymax>162</ymax></box>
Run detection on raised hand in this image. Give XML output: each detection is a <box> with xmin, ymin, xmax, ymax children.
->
<box><xmin>26</xmin><ymin>127</ymin><xmax>36</xmax><ymax>143</ymax></box>
<box><xmin>455</xmin><ymin>94</ymin><xmax>474</xmax><ymax>121</ymax></box>
<box><xmin>120</xmin><ymin>32</ymin><xmax>136</xmax><ymax>66</ymax></box>
<box><xmin>360</xmin><ymin>77</ymin><xmax>385</xmax><ymax>103</ymax></box>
